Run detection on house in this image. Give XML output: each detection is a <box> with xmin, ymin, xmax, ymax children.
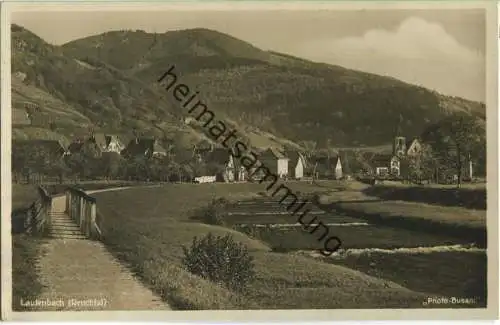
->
<box><xmin>67</xmin><ymin>137</ymin><xmax>102</xmax><ymax>158</ymax></box>
<box><xmin>90</xmin><ymin>134</ymin><xmax>125</xmax><ymax>154</ymax></box>
<box><xmin>121</xmin><ymin>137</ymin><xmax>167</xmax><ymax>159</ymax></box>
<box><xmin>258</xmin><ymin>148</ymin><xmax>289</xmax><ymax>178</ymax></box>
<box><xmin>203</xmin><ymin>148</ymin><xmax>236</xmax><ymax>182</ymax></box>
<box><xmin>367</xmin><ymin>134</ymin><xmax>424</xmax><ymax>178</ymax></box>
<box><xmin>284</xmin><ymin>150</ymin><xmax>307</xmax><ymax>179</ymax></box>
<box><xmin>67</xmin><ymin>133</ymin><xmax>124</xmax><ymax>157</ymax></box>
<box><xmin>309</xmin><ymin>154</ymin><xmax>343</xmax><ymax>180</ymax></box>
<box><xmin>369</xmin><ymin>154</ymin><xmax>400</xmax><ymax>177</ymax></box>
<box><xmin>406</xmin><ymin>138</ymin><xmax>423</xmax><ymax>156</ymax></box>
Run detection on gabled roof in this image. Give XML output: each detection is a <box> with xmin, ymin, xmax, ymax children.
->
<box><xmin>152</xmin><ymin>141</ymin><xmax>166</xmax><ymax>154</ymax></box>
<box><xmin>92</xmin><ymin>134</ymin><xmax>107</xmax><ymax>149</ymax></box>
<box><xmin>122</xmin><ymin>137</ymin><xmax>164</xmax><ymax>157</ymax></box>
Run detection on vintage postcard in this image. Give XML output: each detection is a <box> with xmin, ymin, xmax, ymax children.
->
<box><xmin>1</xmin><ymin>1</ymin><xmax>498</xmax><ymax>321</ymax></box>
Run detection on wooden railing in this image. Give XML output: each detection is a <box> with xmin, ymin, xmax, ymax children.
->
<box><xmin>20</xmin><ymin>186</ymin><xmax>52</xmax><ymax>236</ymax></box>
<box><xmin>65</xmin><ymin>187</ymin><xmax>101</xmax><ymax>240</ymax></box>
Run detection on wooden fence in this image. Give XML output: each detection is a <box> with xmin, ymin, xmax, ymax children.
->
<box><xmin>65</xmin><ymin>187</ymin><xmax>101</xmax><ymax>240</ymax></box>
<box><xmin>17</xmin><ymin>186</ymin><xmax>52</xmax><ymax>236</ymax></box>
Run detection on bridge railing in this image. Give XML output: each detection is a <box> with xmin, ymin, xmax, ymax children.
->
<box><xmin>65</xmin><ymin>187</ymin><xmax>101</xmax><ymax>240</ymax></box>
<box><xmin>20</xmin><ymin>186</ymin><xmax>52</xmax><ymax>236</ymax></box>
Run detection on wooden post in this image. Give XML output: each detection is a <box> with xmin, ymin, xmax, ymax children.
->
<box><xmin>46</xmin><ymin>196</ymin><xmax>52</xmax><ymax>235</ymax></box>
<box><xmin>469</xmin><ymin>153</ymin><xmax>473</xmax><ymax>181</ymax></box>
<box><xmin>90</xmin><ymin>202</ymin><xmax>97</xmax><ymax>239</ymax></box>
<box><xmin>65</xmin><ymin>190</ymin><xmax>70</xmax><ymax>214</ymax></box>
<box><xmin>80</xmin><ymin>197</ymin><xmax>85</xmax><ymax>231</ymax></box>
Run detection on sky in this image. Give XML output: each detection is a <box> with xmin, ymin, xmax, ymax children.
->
<box><xmin>12</xmin><ymin>8</ymin><xmax>486</xmax><ymax>102</ymax></box>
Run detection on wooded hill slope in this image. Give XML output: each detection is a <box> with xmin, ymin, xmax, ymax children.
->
<box><xmin>12</xmin><ymin>24</ymin><xmax>485</xmax><ymax>151</ymax></box>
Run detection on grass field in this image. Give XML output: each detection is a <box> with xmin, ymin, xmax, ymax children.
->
<box><xmin>326</xmin><ymin>251</ymin><xmax>487</xmax><ymax>307</ymax></box>
<box><xmin>362</xmin><ymin>183</ymin><xmax>487</xmax><ymax>210</ymax></box>
<box><xmin>221</xmin><ymin>183</ymin><xmax>487</xmax><ymax>307</ymax></box>
<box><xmin>317</xmin><ymin>188</ymin><xmax>486</xmax><ymax>246</ymax></box>
<box><xmin>236</xmin><ymin>225</ymin><xmax>473</xmax><ymax>251</ymax></box>
<box><xmin>93</xmin><ymin>182</ymin><xmax>431</xmax><ymax>309</ymax></box>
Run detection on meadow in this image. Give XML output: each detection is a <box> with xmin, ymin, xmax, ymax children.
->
<box><xmin>12</xmin><ymin>180</ymin><xmax>487</xmax><ymax>310</ymax></box>
<box><xmin>316</xmin><ymin>185</ymin><xmax>487</xmax><ymax>246</ymax></box>
<box><xmin>92</xmin><ymin>181</ymin><xmax>432</xmax><ymax>309</ymax></box>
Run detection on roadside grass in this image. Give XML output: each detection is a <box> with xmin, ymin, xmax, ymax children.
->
<box><xmin>12</xmin><ymin>184</ymin><xmax>45</xmax><ymax>311</ymax></box>
<box><xmin>326</xmin><ymin>251</ymin><xmax>487</xmax><ymax>307</ymax></box>
<box><xmin>12</xmin><ymin>235</ymin><xmax>46</xmax><ymax>311</ymax></box>
<box><xmin>93</xmin><ymin>183</ymin><xmax>429</xmax><ymax>309</ymax></box>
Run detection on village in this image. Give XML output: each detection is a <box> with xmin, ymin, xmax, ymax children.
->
<box><xmin>8</xmin><ymin>8</ymin><xmax>491</xmax><ymax>316</ymax></box>
<box><xmin>12</xmin><ymin>125</ymin><xmax>479</xmax><ymax>187</ymax></box>
<box><xmin>12</xmin><ymin>126</ymin><xmax>480</xmax><ymax>183</ymax></box>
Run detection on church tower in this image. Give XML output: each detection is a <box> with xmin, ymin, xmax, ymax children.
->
<box><xmin>393</xmin><ymin>115</ymin><xmax>406</xmax><ymax>157</ymax></box>
<box><xmin>393</xmin><ymin>136</ymin><xmax>406</xmax><ymax>157</ymax></box>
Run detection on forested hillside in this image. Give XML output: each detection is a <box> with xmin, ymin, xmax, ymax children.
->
<box><xmin>12</xmin><ymin>24</ymin><xmax>486</xmax><ymax>151</ymax></box>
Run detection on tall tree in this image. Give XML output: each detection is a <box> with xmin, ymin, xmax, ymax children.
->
<box><xmin>405</xmin><ymin>144</ymin><xmax>435</xmax><ymax>184</ymax></box>
<box><xmin>422</xmin><ymin>113</ymin><xmax>485</xmax><ymax>188</ymax></box>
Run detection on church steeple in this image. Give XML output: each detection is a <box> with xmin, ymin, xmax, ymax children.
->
<box><xmin>393</xmin><ymin>114</ymin><xmax>406</xmax><ymax>157</ymax></box>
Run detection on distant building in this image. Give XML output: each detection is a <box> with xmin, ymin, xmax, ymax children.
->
<box><xmin>259</xmin><ymin>148</ymin><xmax>289</xmax><ymax>178</ymax></box>
<box><xmin>369</xmin><ymin>135</ymin><xmax>423</xmax><ymax>178</ymax></box>
<box><xmin>369</xmin><ymin>154</ymin><xmax>397</xmax><ymax>177</ymax></box>
<box><xmin>203</xmin><ymin>148</ymin><xmax>236</xmax><ymax>182</ymax></box>
<box><xmin>284</xmin><ymin>150</ymin><xmax>307</xmax><ymax>179</ymax></box>
<box><xmin>308</xmin><ymin>154</ymin><xmax>343</xmax><ymax>180</ymax></box>
<box><xmin>90</xmin><ymin>134</ymin><xmax>125</xmax><ymax>154</ymax></box>
<box><xmin>121</xmin><ymin>137</ymin><xmax>167</xmax><ymax>159</ymax></box>
<box><xmin>406</xmin><ymin>138</ymin><xmax>423</xmax><ymax>157</ymax></box>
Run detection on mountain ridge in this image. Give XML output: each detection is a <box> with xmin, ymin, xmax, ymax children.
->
<box><xmin>11</xmin><ymin>23</ymin><xmax>485</xmax><ymax>152</ymax></box>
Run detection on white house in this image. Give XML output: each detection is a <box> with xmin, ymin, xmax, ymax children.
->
<box><xmin>259</xmin><ymin>148</ymin><xmax>289</xmax><ymax>178</ymax></box>
<box><xmin>333</xmin><ymin>156</ymin><xmax>343</xmax><ymax>179</ymax></box>
<box><xmin>284</xmin><ymin>150</ymin><xmax>307</xmax><ymax>179</ymax></box>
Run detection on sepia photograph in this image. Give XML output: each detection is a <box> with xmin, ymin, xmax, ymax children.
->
<box><xmin>1</xmin><ymin>1</ymin><xmax>498</xmax><ymax>321</ymax></box>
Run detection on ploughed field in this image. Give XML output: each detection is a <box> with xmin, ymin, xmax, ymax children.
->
<box><xmin>225</xmin><ymin>196</ymin><xmax>487</xmax><ymax>306</ymax></box>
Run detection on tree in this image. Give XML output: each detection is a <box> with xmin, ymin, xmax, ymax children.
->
<box><xmin>100</xmin><ymin>153</ymin><xmax>123</xmax><ymax>180</ymax></box>
<box><xmin>405</xmin><ymin>144</ymin><xmax>435</xmax><ymax>184</ymax></box>
<box><xmin>300</xmin><ymin>140</ymin><xmax>317</xmax><ymax>159</ymax></box>
<box><xmin>422</xmin><ymin>113</ymin><xmax>485</xmax><ymax>188</ymax></box>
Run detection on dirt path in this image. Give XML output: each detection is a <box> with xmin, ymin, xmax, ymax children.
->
<box><xmin>30</xmin><ymin>187</ymin><xmax>170</xmax><ymax>311</ymax></box>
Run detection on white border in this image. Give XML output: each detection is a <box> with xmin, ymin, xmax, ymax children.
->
<box><xmin>1</xmin><ymin>1</ymin><xmax>498</xmax><ymax>321</ymax></box>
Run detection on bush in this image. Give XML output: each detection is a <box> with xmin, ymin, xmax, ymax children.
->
<box><xmin>182</xmin><ymin>233</ymin><xmax>256</xmax><ymax>292</ymax></box>
<box><xmin>199</xmin><ymin>198</ymin><xmax>229</xmax><ymax>226</ymax></box>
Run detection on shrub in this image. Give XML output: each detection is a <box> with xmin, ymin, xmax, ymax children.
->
<box><xmin>199</xmin><ymin>198</ymin><xmax>229</xmax><ymax>226</ymax></box>
<box><xmin>182</xmin><ymin>233</ymin><xmax>256</xmax><ymax>292</ymax></box>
